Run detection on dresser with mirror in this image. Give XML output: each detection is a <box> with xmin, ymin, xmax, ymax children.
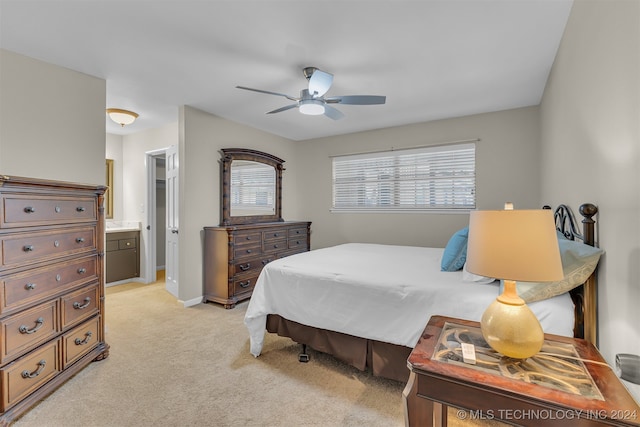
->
<box><xmin>203</xmin><ymin>149</ymin><xmax>311</xmax><ymax>308</ymax></box>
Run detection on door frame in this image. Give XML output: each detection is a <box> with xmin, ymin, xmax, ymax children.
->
<box><xmin>145</xmin><ymin>148</ymin><xmax>169</xmax><ymax>284</ymax></box>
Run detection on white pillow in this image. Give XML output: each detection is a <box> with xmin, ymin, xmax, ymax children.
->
<box><xmin>462</xmin><ymin>262</ymin><xmax>496</xmax><ymax>284</ymax></box>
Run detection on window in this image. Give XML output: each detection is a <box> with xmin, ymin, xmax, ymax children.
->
<box><xmin>332</xmin><ymin>142</ymin><xmax>476</xmax><ymax>212</ymax></box>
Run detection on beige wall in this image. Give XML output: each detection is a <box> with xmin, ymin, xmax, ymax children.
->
<box><xmin>294</xmin><ymin>107</ymin><xmax>541</xmax><ymax>249</ymax></box>
<box><xmin>540</xmin><ymin>0</ymin><xmax>640</xmax><ymax>398</ymax></box>
<box><xmin>118</xmin><ymin>122</ymin><xmax>179</xmax><ymax>283</ymax></box>
<box><xmin>178</xmin><ymin>106</ymin><xmax>298</xmax><ymax>303</ymax></box>
<box><xmin>0</xmin><ymin>49</ymin><xmax>105</xmax><ymax>185</ymax></box>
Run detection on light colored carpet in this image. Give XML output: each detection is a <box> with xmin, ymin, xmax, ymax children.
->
<box><xmin>12</xmin><ymin>280</ymin><xmax>406</xmax><ymax>427</ymax></box>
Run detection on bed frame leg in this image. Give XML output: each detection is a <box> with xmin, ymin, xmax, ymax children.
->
<box><xmin>298</xmin><ymin>344</ymin><xmax>310</xmax><ymax>363</ymax></box>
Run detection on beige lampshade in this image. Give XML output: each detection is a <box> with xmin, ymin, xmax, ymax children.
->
<box><xmin>466</xmin><ymin>209</ymin><xmax>563</xmax><ymax>282</ymax></box>
<box><xmin>467</xmin><ymin>208</ymin><xmax>564</xmax><ymax>359</ymax></box>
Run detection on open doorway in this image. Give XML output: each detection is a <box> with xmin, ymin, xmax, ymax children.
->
<box><xmin>145</xmin><ymin>149</ymin><xmax>167</xmax><ymax>284</ymax></box>
<box><xmin>155</xmin><ymin>157</ymin><xmax>166</xmax><ymax>277</ymax></box>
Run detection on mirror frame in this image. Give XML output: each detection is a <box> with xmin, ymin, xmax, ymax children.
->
<box><xmin>105</xmin><ymin>159</ymin><xmax>114</xmax><ymax>219</ymax></box>
<box><xmin>220</xmin><ymin>148</ymin><xmax>284</xmax><ymax>226</ymax></box>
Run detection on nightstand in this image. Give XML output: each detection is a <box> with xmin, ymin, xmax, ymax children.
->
<box><xmin>403</xmin><ymin>315</ymin><xmax>640</xmax><ymax>426</ymax></box>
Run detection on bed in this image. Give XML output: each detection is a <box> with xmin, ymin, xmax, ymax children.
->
<box><xmin>244</xmin><ymin>203</ymin><xmax>601</xmax><ymax>383</ymax></box>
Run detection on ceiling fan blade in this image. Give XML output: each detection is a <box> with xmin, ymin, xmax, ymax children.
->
<box><xmin>236</xmin><ymin>86</ymin><xmax>298</xmax><ymax>101</ymax></box>
<box><xmin>308</xmin><ymin>70</ymin><xmax>333</xmax><ymax>97</ymax></box>
<box><xmin>266</xmin><ymin>104</ymin><xmax>298</xmax><ymax>114</ymax></box>
<box><xmin>325</xmin><ymin>95</ymin><xmax>386</xmax><ymax>105</ymax></box>
<box><xmin>323</xmin><ymin>105</ymin><xmax>345</xmax><ymax>120</ymax></box>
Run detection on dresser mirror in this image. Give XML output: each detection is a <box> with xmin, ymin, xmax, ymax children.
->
<box><xmin>220</xmin><ymin>148</ymin><xmax>284</xmax><ymax>225</ymax></box>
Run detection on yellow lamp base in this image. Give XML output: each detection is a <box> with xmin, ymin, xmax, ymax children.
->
<box><xmin>480</xmin><ymin>280</ymin><xmax>544</xmax><ymax>359</ymax></box>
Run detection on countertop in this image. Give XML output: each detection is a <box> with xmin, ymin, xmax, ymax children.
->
<box><xmin>106</xmin><ymin>221</ymin><xmax>141</xmax><ymax>233</ymax></box>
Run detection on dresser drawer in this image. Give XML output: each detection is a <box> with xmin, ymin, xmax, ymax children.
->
<box><xmin>233</xmin><ymin>231</ymin><xmax>262</xmax><ymax>246</ymax></box>
<box><xmin>263</xmin><ymin>229</ymin><xmax>288</xmax><ymax>241</ymax></box>
<box><xmin>0</xmin><ymin>339</ymin><xmax>61</xmax><ymax>411</ymax></box>
<box><xmin>61</xmin><ymin>284</ymin><xmax>99</xmax><ymax>329</ymax></box>
<box><xmin>231</xmin><ymin>257</ymin><xmax>272</xmax><ymax>276</ymax></box>
<box><xmin>288</xmin><ymin>237</ymin><xmax>307</xmax><ymax>250</ymax></box>
<box><xmin>262</xmin><ymin>238</ymin><xmax>287</xmax><ymax>253</ymax></box>
<box><xmin>288</xmin><ymin>227</ymin><xmax>308</xmax><ymax>238</ymax></box>
<box><xmin>1</xmin><ymin>300</ymin><xmax>58</xmax><ymax>365</ymax></box>
<box><xmin>62</xmin><ymin>316</ymin><xmax>99</xmax><ymax>369</ymax></box>
<box><xmin>1</xmin><ymin>194</ymin><xmax>96</xmax><ymax>228</ymax></box>
<box><xmin>1</xmin><ymin>255</ymin><xmax>98</xmax><ymax>316</ymax></box>
<box><xmin>233</xmin><ymin>244</ymin><xmax>262</xmax><ymax>260</ymax></box>
<box><xmin>1</xmin><ymin>226</ymin><xmax>96</xmax><ymax>269</ymax></box>
<box><xmin>232</xmin><ymin>274</ymin><xmax>259</xmax><ymax>296</ymax></box>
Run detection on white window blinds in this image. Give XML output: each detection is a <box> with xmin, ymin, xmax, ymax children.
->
<box><xmin>332</xmin><ymin>143</ymin><xmax>476</xmax><ymax>212</ymax></box>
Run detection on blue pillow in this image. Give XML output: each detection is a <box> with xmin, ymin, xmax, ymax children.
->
<box><xmin>441</xmin><ymin>227</ymin><xmax>469</xmax><ymax>271</ymax></box>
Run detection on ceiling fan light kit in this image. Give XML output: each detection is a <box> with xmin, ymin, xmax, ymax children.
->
<box><xmin>236</xmin><ymin>67</ymin><xmax>386</xmax><ymax>120</ymax></box>
<box><xmin>299</xmin><ymin>99</ymin><xmax>325</xmax><ymax>115</ymax></box>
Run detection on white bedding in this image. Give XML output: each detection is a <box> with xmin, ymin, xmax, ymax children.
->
<box><xmin>244</xmin><ymin>243</ymin><xmax>575</xmax><ymax>357</ymax></box>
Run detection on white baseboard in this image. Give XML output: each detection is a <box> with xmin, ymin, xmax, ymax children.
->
<box><xmin>180</xmin><ymin>296</ymin><xmax>203</xmax><ymax>308</ymax></box>
<box><xmin>105</xmin><ymin>277</ymin><xmax>145</xmax><ymax>287</ymax></box>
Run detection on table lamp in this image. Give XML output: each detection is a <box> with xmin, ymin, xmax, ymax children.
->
<box><xmin>466</xmin><ymin>204</ymin><xmax>563</xmax><ymax>359</ymax></box>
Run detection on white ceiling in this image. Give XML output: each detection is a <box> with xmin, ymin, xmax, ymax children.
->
<box><xmin>0</xmin><ymin>0</ymin><xmax>573</xmax><ymax>141</ymax></box>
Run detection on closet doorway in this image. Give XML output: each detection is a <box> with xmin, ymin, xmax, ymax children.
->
<box><xmin>145</xmin><ymin>149</ymin><xmax>167</xmax><ymax>285</ymax></box>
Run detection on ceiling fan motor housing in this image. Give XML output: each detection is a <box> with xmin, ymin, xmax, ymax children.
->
<box><xmin>302</xmin><ymin>67</ymin><xmax>318</xmax><ymax>80</ymax></box>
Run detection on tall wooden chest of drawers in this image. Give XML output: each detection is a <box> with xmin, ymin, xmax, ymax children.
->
<box><xmin>203</xmin><ymin>221</ymin><xmax>311</xmax><ymax>308</ymax></box>
<box><xmin>0</xmin><ymin>175</ymin><xmax>109</xmax><ymax>425</ymax></box>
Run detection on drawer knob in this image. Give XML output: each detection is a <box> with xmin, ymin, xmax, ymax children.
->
<box><xmin>273</xmin><ymin>244</ymin><xmax>279</xmax><ymax>249</ymax></box>
<box><xmin>76</xmin><ymin>237</ymin><xmax>85</xmax><ymax>243</ymax></box>
<box><xmin>239</xmin><ymin>280</ymin><xmax>251</xmax><ymax>288</ymax></box>
<box><xmin>239</xmin><ymin>263</ymin><xmax>251</xmax><ymax>271</ymax></box>
<box><xmin>246</xmin><ymin>249</ymin><xmax>252</xmax><ymax>254</ymax></box>
<box><xmin>262</xmin><ymin>259</ymin><xmax>272</xmax><ymax>266</ymax></box>
<box><xmin>21</xmin><ymin>359</ymin><xmax>46</xmax><ymax>379</ymax></box>
<box><xmin>19</xmin><ymin>317</ymin><xmax>44</xmax><ymax>334</ymax></box>
<box><xmin>76</xmin><ymin>206</ymin><xmax>86</xmax><ymax>212</ymax></box>
<box><xmin>73</xmin><ymin>297</ymin><xmax>91</xmax><ymax>310</ymax></box>
<box><xmin>77</xmin><ymin>268</ymin><xmax>87</xmax><ymax>274</ymax></box>
<box><xmin>25</xmin><ymin>283</ymin><xmax>36</xmax><ymax>291</ymax></box>
<box><xmin>23</xmin><ymin>245</ymin><xmax>35</xmax><ymax>252</ymax></box>
<box><xmin>55</xmin><ymin>206</ymin><xmax>61</xmax><ymax>213</ymax></box>
<box><xmin>75</xmin><ymin>331</ymin><xmax>93</xmax><ymax>345</ymax></box>
<box><xmin>23</xmin><ymin>206</ymin><xmax>36</xmax><ymax>213</ymax></box>
<box><xmin>245</xmin><ymin>236</ymin><xmax>252</xmax><ymax>240</ymax></box>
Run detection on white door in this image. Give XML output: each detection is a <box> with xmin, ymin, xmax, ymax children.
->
<box><xmin>165</xmin><ymin>145</ymin><xmax>179</xmax><ymax>297</ymax></box>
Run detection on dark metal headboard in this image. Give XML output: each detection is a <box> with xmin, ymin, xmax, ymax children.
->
<box><xmin>544</xmin><ymin>203</ymin><xmax>599</xmax><ymax>346</ymax></box>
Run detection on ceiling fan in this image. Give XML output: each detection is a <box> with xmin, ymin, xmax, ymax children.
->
<box><xmin>236</xmin><ymin>67</ymin><xmax>386</xmax><ymax>120</ymax></box>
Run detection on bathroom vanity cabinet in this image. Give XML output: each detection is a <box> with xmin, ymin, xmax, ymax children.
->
<box><xmin>106</xmin><ymin>230</ymin><xmax>139</xmax><ymax>283</ymax></box>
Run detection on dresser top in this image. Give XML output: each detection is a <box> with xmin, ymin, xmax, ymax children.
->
<box><xmin>204</xmin><ymin>221</ymin><xmax>310</xmax><ymax>231</ymax></box>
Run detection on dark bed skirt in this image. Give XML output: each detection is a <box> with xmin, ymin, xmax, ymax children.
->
<box><xmin>266</xmin><ymin>314</ymin><xmax>412</xmax><ymax>383</ymax></box>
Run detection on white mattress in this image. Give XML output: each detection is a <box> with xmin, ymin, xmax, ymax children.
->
<box><xmin>244</xmin><ymin>243</ymin><xmax>575</xmax><ymax>357</ymax></box>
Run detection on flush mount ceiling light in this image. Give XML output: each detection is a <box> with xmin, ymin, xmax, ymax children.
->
<box><xmin>106</xmin><ymin>108</ymin><xmax>138</xmax><ymax>127</ymax></box>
